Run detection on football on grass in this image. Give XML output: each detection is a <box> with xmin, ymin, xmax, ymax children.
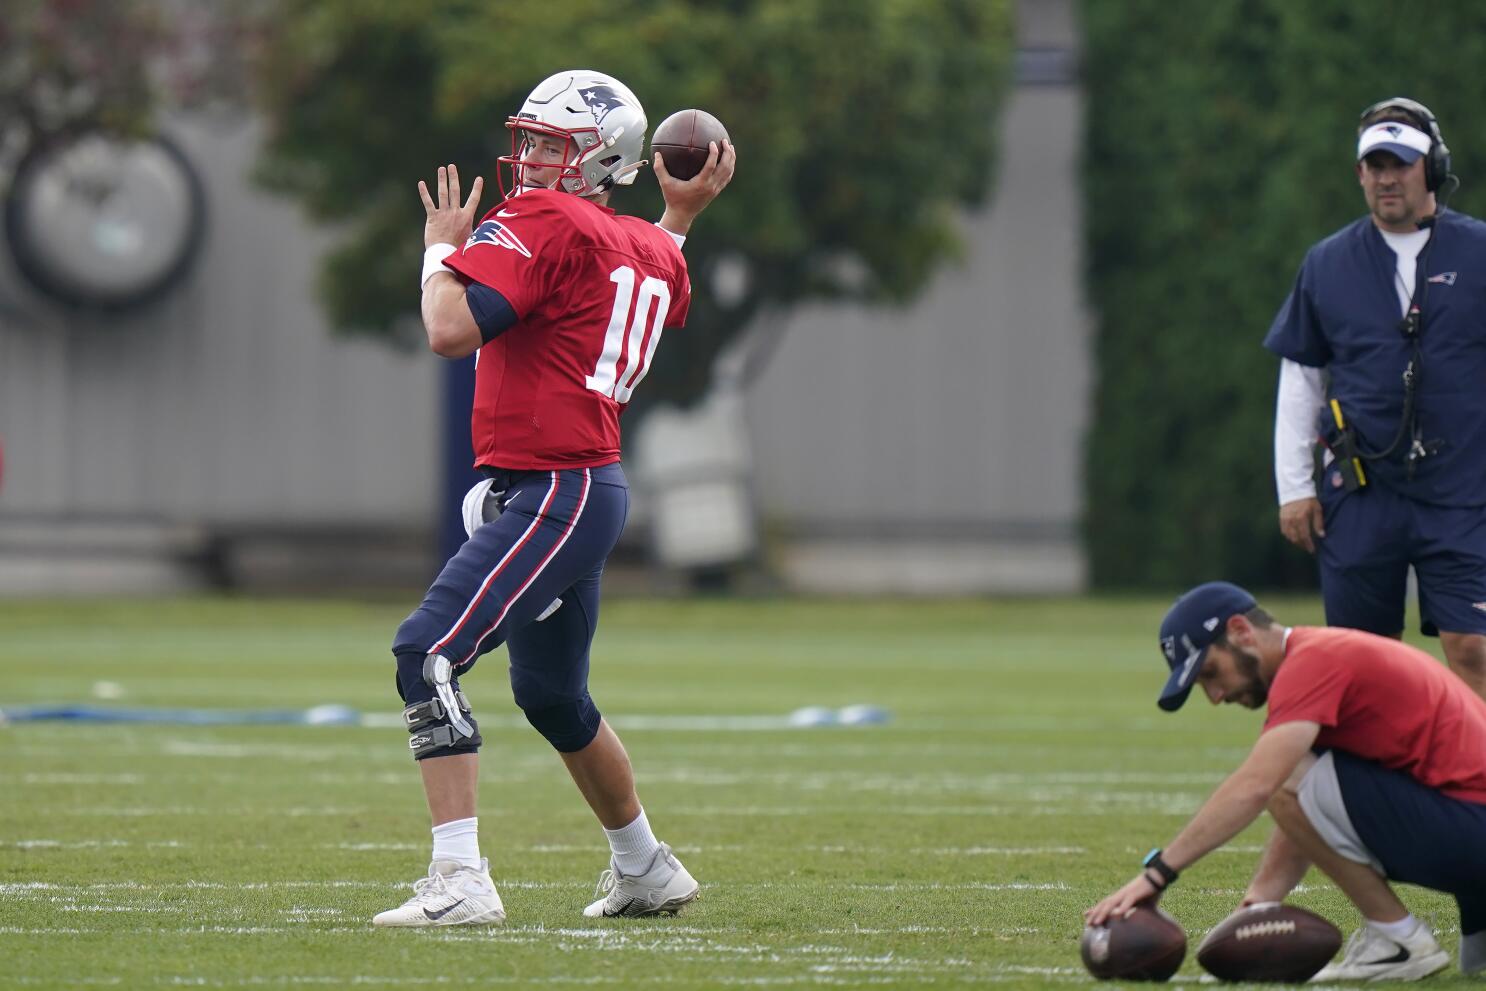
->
<box><xmin>651</xmin><ymin>109</ymin><xmax>729</xmax><ymax>180</ymax></box>
<box><xmin>1196</xmin><ymin>903</ymin><xmax>1342</xmax><ymax>982</ymax></box>
<box><xmin>1081</xmin><ymin>904</ymin><xmax>1187</xmax><ymax>981</ymax></box>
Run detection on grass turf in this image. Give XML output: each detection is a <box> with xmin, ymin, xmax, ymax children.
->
<box><xmin>0</xmin><ymin>595</ymin><xmax>1472</xmax><ymax>988</ymax></box>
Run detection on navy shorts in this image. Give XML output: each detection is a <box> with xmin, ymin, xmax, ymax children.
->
<box><xmin>394</xmin><ymin>463</ymin><xmax>628</xmax><ymax>708</ymax></box>
<box><xmin>1317</xmin><ymin>473</ymin><xmax>1486</xmax><ymax>637</ymax></box>
<box><xmin>1332</xmin><ymin>750</ymin><xmax>1486</xmax><ymax>935</ymax></box>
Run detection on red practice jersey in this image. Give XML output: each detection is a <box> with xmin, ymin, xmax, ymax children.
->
<box><xmin>444</xmin><ymin>189</ymin><xmax>691</xmax><ymax>469</ymax></box>
<box><xmin>1265</xmin><ymin>626</ymin><xmax>1486</xmax><ymax>803</ymax></box>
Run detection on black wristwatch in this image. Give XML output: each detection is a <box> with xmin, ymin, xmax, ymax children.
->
<box><xmin>1142</xmin><ymin>848</ymin><xmax>1179</xmax><ymax>889</ymax></box>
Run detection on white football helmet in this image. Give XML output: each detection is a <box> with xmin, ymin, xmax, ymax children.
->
<box><xmin>499</xmin><ymin>69</ymin><xmax>648</xmax><ymax>199</ymax></box>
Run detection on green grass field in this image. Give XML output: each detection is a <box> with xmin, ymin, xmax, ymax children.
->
<box><xmin>0</xmin><ymin>595</ymin><xmax>1473</xmax><ymax>989</ymax></box>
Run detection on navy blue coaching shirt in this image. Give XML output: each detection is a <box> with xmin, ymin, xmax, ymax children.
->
<box><xmin>1264</xmin><ymin>209</ymin><xmax>1486</xmax><ymax>506</ymax></box>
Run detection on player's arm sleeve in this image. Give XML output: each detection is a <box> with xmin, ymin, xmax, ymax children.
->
<box><xmin>1274</xmin><ymin>359</ymin><xmax>1325</xmax><ymax>504</ymax></box>
<box><xmin>654</xmin><ymin>222</ymin><xmax>686</xmax><ymax>249</ymax></box>
<box><xmin>1262</xmin><ymin>255</ymin><xmax>1332</xmax><ymax>366</ymax></box>
<box><xmin>445</xmin><ymin>200</ymin><xmax>568</xmax><ymax>319</ymax></box>
<box><xmin>464</xmin><ymin>282</ymin><xmax>518</xmax><ymax>343</ymax></box>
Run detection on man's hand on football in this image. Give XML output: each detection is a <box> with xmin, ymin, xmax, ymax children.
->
<box><xmin>419</xmin><ymin>164</ymin><xmax>484</xmax><ymax>248</ymax></box>
<box><xmin>656</xmin><ymin>139</ymin><xmax>736</xmax><ymax>236</ymax></box>
<box><xmin>1278</xmin><ymin>497</ymin><xmax>1325</xmax><ymax>554</ymax></box>
<box><xmin>1084</xmin><ymin>873</ymin><xmax>1161</xmax><ymax>927</ymax></box>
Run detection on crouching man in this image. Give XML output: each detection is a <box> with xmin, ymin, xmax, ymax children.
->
<box><xmin>1085</xmin><ymin>582</ymin><xmax>1486</xmax><ymax>982</ymax></box>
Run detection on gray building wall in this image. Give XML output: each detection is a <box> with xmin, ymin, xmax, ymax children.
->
<box><xmin>0</xmin><ymin>118</ymin><xmax>439</xmax><ymax>592</ymax></box>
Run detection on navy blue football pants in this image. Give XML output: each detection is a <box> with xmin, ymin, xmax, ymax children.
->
<box><xmin>393</xmin><ymin>463</ymin><xmax>628</xmax><ymax>750</ymax></box>
<box><xmin>1316</xmin><ymin>475</ymin><xmax>1486</xmax><ymax>637</ymax></box>
<box><xmin>1332</xmin><ymin>750</ymin><xmax>1486</xmax><ymax>936</ymax></box>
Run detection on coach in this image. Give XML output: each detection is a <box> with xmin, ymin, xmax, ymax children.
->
<box><xmin>1265</xmin><ymin>97</ymin><xmax>1486</xmax><ymax>700</ymax></box>
<box><xmin>1087</xmin><ymin>581</ymin><xmax>1486</xmax><ymax>982</ymax></box>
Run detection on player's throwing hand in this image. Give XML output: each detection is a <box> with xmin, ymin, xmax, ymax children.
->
<box><xmin>655</xmin><ymin>140</ymin><xmax>736</xmax><ymax>237</ymax></box>
<box><xmin>418</xmin><ymin>163</ymin><xmax>485</xmax><ymax>248</ymax></box>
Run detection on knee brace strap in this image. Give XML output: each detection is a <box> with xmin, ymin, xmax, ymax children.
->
<box><xmin>403</xmin><ymin>691</ymin><xmax>470</xmax><ymax>731</ymax></box>
<box><xmin>402</xmin><ymin>691</ymin><xmax>481</xmax><ymax>760</ymax></box>
<box><xmin>408</xmin><ymin>721</ymin><xmax>482</xmax><ymax>759</ymax></box>
<box><xmin>522</xmin><ymin>694</ymin><xmax>602</xmax><ymax>753</ymax></box>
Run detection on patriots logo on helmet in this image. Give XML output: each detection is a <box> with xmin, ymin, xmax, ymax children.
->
<box><xmin>579</xmin><ymin>85</ymin><xmax>628</xmax><ymax>126</ymax></box>
<box><xmin>466</xmin><ymin>219</ymin><xmax>531</xmax><ymax>259</ymax></box>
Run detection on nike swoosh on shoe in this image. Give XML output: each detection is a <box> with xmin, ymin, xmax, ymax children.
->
<box><xmin>604</xmin><ymin>897</ymin><xmax>636</xmax><ymax>917</ymax></box>
<box><xmin>1364</xmin><ymin>947</ymin><xmax>1411</xmax><ymax>965</ymax></box>
<box><xmin>424</xmin><ymin>898</ymin><xmax>468</xmax><ymax>921</ymax></box>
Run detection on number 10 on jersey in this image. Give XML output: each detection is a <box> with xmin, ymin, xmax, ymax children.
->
<box><xmin>585</xmin><ymin>265</ymin><xmax>670</xmax><ymax>404</ymax></box>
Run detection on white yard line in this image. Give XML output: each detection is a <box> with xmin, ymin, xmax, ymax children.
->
<box><xmin>2</xmin><ymin>879</ymin><xmax>1068</xmax><ymax>898</ymax></box>
<box><xmin>5</xmin><ymin>773</ymin><xmax>145</xmax><ymax>785</ymax></box>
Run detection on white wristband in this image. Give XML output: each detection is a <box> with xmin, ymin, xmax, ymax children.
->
<box><xmin>421</xmin><ymin>243</ymin><xmax>457</xmax><ymax>290</ymax></box>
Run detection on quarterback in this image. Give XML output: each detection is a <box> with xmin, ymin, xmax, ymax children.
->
<box><xmin>373</xmin><ymin>69</ymin><xmax>735</xmax><ymax>927</ymax></box>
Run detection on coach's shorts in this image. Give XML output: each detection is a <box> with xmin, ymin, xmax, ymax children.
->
<box><xmin>1300</xmin><ymin>749</ymin><xmax>1486</xmax><ymax>935</ymax></box>
<box><xmin>1316</xmin><ymin>475</ymin><xmax>1486</xmax><ymax>637</ymax></box>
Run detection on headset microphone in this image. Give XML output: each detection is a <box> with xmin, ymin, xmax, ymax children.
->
<box><xmin>1416</xmin><ymin>174</ymin><xmax>1461</xmax><ymax>229</ymax></box>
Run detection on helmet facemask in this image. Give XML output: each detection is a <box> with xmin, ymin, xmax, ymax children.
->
<box><xmin>499</xmin><ymin>121</ymin><xmax>598</xmax><ymax>198</ymax></box>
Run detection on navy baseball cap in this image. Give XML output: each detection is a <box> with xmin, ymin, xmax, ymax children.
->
<box><xmin>1156</xmin><ymin>581</ymin><xmax>1257</xmax><ymax>712</ymax></box>
<box><xmin>1357</xmin><ymin>121</ymin><xmax>1430</xmax><ymax>164</ymax></box>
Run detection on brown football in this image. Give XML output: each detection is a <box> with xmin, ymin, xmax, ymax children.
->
<box><xmin>651</xmin><ymin>109</ymin><xmax>729</xmax><ymax>181</ymax></box>
<box><xmin>1196</xmin><ymin>903</ymin><xmax>1342</xmax><ymax>982</ymax></box>
<box><xmin>1081</xmin><ymin>904</ymin><xmax>1187</xmax><ymax>982</ymax></box>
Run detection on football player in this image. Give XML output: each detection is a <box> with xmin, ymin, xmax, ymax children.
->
<box><xmin>1086</xmin><ymin>582</ymin><xmax>1486</xmax><ymax>981</ymax></box>
<box><xmin>373</xmin><ymin>69</ymin><xmax>735</xmax><ymax>927</ymax></box>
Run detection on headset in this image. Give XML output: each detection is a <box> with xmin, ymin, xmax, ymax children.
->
<box><xmin>1358</xmin><ymin>96</ymin><xmax>1453</xmax><ymax>192</ymax></box>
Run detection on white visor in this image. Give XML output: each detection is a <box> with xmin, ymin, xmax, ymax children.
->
<box><xmin>1357</xmin><ymin>122</ymin><xmax>1431</xmax><ymax>163</ymax></box>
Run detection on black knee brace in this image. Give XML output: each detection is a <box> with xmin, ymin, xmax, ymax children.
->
<box><xmin>522</xmin><ymin>693</ymin><xmax>602</xmax><ymax>753</ymax></box>
<box><xmin>403</xmin><ymin>691</ymin><xmax>483</xmax><ymax>760</ymax></box>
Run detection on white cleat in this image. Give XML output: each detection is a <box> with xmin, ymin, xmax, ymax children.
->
<box><xmin>1311</xmin><ymin>920</ymin><xmax>1450</xmax><ymax>982</ymax></box>
<box><xmin>372</xmin><ymin>858</ymin><xmax>506</xmax><ymax>928</ymax></box>
<box><xmin>582</xmin><ymin>842</ymin><xmax>699</xmax><ymax>918</ymax></box>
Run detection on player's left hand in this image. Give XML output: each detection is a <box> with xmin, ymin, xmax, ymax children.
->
<box><xmin>1084</xmin><ymin>873</ymin><xmax>1161</xmax><ymax>927</ymax></box>
<box><xmin>418</xmin><ymin>163</ymin><xmax>484</xmax><ymax>248</ymax></box>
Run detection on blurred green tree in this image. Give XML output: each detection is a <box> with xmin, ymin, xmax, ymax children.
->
<box><xmin>252</xmin><ymin>0</ymin><xmax>1013</xmax><ymax>409</ymax></box>
<box><xmin>0</xmin><ymin>0</ymin><xmax>259</xmax><ymax>162</ymax></box>
<box><xmin>1082</xmin><ymin>0</ymin><xmax>1486</xmax><ymax>589</ymax></box>
<box><xmin>0</xmin><ymin>0</ymin><xmax>160</xmax><ymax>157</ymax></box>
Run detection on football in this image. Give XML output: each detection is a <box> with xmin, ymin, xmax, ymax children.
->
<box><xmin>1196</xmin><ymin>902</ymin><xmax>1342</xmax><ymax>982</ymax></box>
<box><xmin>1081</xmin><ymin>904</ymin><xmax>1187</xmax><ymax>982</ymax></box>
<box><xmin>651</xmin><ymin>109</ymin><xmax>730</xmax><ymax>181</ymax></box>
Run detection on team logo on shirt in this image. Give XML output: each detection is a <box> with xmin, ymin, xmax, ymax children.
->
<box><xmin>466</xmin><ymin>219</ymin><xmax>531</xmax><ymax>259</ymax></box>
<box><xmin>579</xmin><ymin>85</ymin><xmax>629</xmax><ymax>127</ymax></box>
<box><xmin>1427</xmin><ymin>271</ymin><xmax>1457</xmax><ymax>286</ymax></box>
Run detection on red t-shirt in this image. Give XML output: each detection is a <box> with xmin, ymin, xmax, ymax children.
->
<box><xmin>444</xmin><ymin>189</ymin><xmax>691</xmax><ymax>469</ymax></box>
<box><xmin>1265</xmin><ymin>626</ymin><xmax>1486</xmax><ymax>803</ymax></box>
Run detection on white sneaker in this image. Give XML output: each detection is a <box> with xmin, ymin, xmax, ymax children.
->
<box><xmin>1311</xmin><ymin>920</ymin><xmax>1450</xmax><ymax>982</ymax></box>
<box><xmin>372</xmin><ymin>858</ymin><xmax>506</xmax><ymax>927</ymax></box>
<box><xmin>582</xmin><ymin>843</ymin><xmax>699</xmax><ymax>918</ymax></box>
